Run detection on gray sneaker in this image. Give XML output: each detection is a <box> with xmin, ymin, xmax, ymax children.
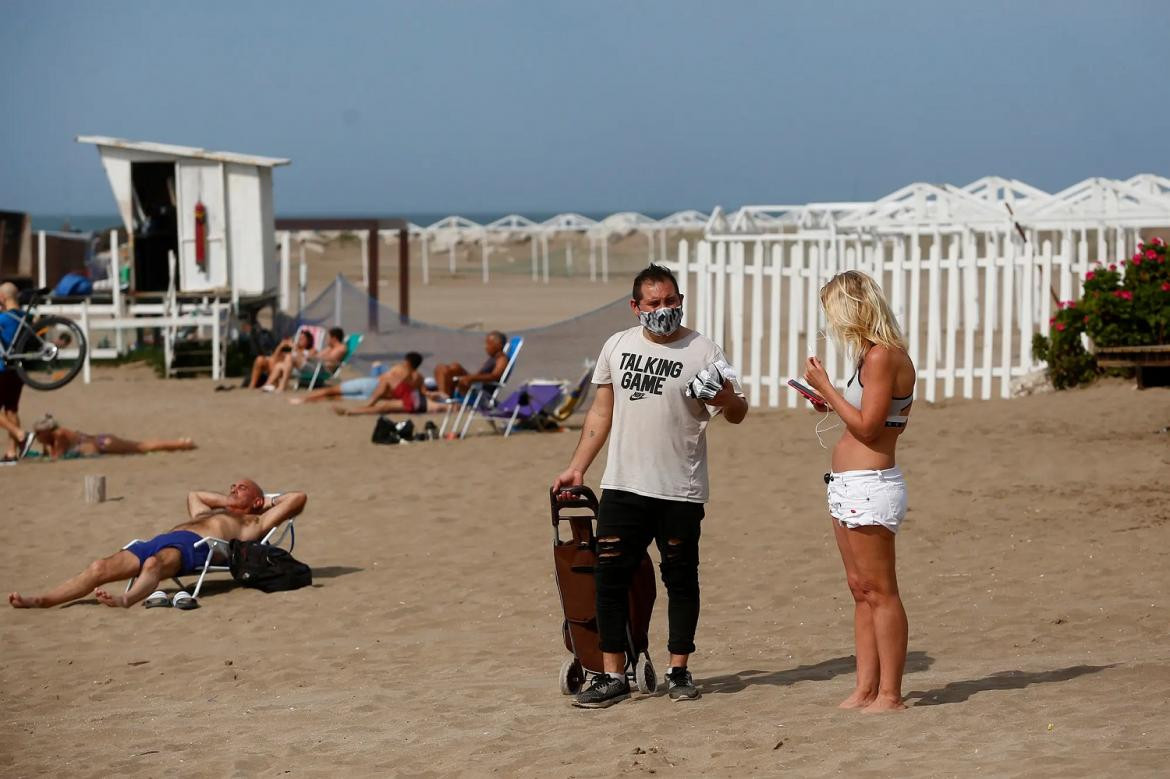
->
<box><xmin>572</xmin><ymin>673</ymin><xmax>630</xmax><ymax>709</ymax></box>
<box><xmin>666</xmin><ymin>667</ymin><xmax>700</xmax><ymax>701</ymax></box>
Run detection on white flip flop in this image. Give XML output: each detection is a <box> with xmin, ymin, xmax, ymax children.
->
<box><xmin>144</xmin><ymin>590</ymin><xmax>171</xmax><ymax>608</ymax></box>
<box><xmin>172</xmin><ymin>591</ymin><xmax>199</xmax><ymax>610</ymax></box>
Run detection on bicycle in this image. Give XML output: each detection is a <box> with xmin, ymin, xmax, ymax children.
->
<box><xmin>0</xmin><ymin>287</ymin><xmax>88</xmax><ymax>391</ymax></box>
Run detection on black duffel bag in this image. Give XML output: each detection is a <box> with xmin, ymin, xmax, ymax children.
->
<box><xmin>228</xmin><ymin>540</ymin><xmax>312</xmax><ymax>593</ymax></box>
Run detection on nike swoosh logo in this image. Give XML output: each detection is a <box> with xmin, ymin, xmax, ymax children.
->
<box><xmin>630</xmin><ymin>392</ymin><xmax>647</xmax><ymax>401</ymax></box>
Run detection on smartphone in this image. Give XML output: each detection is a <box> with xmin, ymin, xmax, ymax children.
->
<box><xmin>787</xmin><ymin>378</ymin><xmax>825</xmax><ymax>405</ymax></box>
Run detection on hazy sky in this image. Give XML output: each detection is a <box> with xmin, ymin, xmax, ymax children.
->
<box><xmin>2</xmin><ymin>0</ymin><xmax>1168</xmax><ymax>217</ymax></box>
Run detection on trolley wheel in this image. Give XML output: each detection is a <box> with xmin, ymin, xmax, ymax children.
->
<box><xmin>559</xmin><ymin>657</ymin><xmax>584</xmax><ymax>695</ymax></box>
<box><xmin>635</xmin><ymin>654</ymin><xmax>657</xmax><ymax>694</ymax></box>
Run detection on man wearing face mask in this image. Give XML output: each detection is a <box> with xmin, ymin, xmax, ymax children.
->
<box><xmin>552</xmin><ymin>264</ymin><xmax>748</xmax><ymax>708</ymax></box>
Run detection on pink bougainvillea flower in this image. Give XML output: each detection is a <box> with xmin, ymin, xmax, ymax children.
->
<box><xmin>1083</xmin><ymin>315</ymin><xmax>1089</xmax><ymax>324</ymax></box>
<box><xmin>1146</xmin><ymin>249</ymin><xmax>1157</xmax><ymax>260</ymax></box>
<box><xmin>1109</xmin><ymin>263</ymin><xmax>1117</xmax><ymax>271</ymax></box>
<box><xmin>1055</xmin><ymin>322</ymin><xmax>1066</xmax><ymax>331</ymax></box>
<box><xmin>1121</xmin><ymin>290</ymin><xmax>1133</xmax><ymax>300</ymax></box>
<box><xmin>1133</xmin><ymin>257</ymin><xmax>1143</xmax><ymax>266</ymax></box>
<box><xmin>1086</xmin><ymin>271</ymin><xmax>1095</xmax><ymax>280</ymax></box>
<box><xmin>1153</xmin><ymin>237</ymin><xmax>1165</xmax><ymax>246</ymax></box>
<box><xmin>1162</xmin><ymin>282</ymin><xmax>1170</xmax><ymax>292</ymax></box>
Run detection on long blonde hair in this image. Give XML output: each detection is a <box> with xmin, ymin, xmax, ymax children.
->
<box><xmin>819</xmin><ymin>270</ymin><xmax>906</xmax><ymax>361</ymax></box>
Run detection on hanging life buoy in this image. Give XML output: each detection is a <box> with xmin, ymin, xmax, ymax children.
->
<box><xmin>194</xmin><ymin>200</ymin><xmax>207</xmax><ymax>269</ymax></box>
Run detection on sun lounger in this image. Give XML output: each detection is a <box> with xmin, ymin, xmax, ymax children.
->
<box><xmin>124</xmin><ymin>494</ymin><xmax>296</xmax><ymax>610</ymax></box>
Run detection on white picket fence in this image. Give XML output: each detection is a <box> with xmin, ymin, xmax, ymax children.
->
<box><xmin>668</xmin><ymin>231</ymin><xmax>1116</xmax><ymax>408</ymax></box>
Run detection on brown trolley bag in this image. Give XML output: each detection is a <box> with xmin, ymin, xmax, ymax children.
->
<box><xmin>550</xmin><ymin>486</ymin><xmax>658</xmax><ymax>695</ymax></box>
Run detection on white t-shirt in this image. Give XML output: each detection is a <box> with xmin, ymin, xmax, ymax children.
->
<box><xmin>592</xmin><ymin>326</ymin><xmax>744</xmax><ymax>503</ymax></box>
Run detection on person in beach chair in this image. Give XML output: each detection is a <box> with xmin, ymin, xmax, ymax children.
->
<box><xmin>290</xmin><ymin>352</ymin><xmax>427</xmax><ymax>415</ymax></box>
<box><xmin>430</xmin><ymin>331</ymin><xmax>509</xmax><ymax>400</ymax></box>
<box><xmin>249</xmin><ymin>327</ymin><xmax>319</xmax><ymax>389</ymax></box>
<box><xmin>8</xmin><ymin>480</ymin><xmax>307</xmax><ymax>609</ymax></box>
<box><xmin>31</xmin><ymin>414</ymin><xmax>196</xmax><ymax>459</ymax></box>
<box><xmin>291</xmin><ymin>327</ymin><xmax>354</xmax><ymax>390</ymax></box>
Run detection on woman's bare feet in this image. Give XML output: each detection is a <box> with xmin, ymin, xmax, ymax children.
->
<box><xmin>93</xmin><ymin>587</ymin><xmax>130</xmax><ymax>608</ymax></box>
<box><xmin>838</xmin><ymin>688</ymin><xmax>878</xmax><ymax>709</ymax></box>
<box><xmin>861</xmin><ymin>694</ymin><xmax>906</xmax><ymax>713</ymax></box>
<box><xmin>331</xmin><ymin>405</ymin><xmax>351</xmax><ymax>416</ymax></box>
<box><xmin>288</xmin><ymin>398</ymin><xmax>305</xmax><ymax>406</ymax></box>
<box><xmin>8</xmin><ymin>592</ymin><xmax>43</xmax><ymax>608</ymax></box>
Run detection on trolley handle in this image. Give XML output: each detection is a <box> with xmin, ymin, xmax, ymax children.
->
<box><xmin>549</xmin><ymin>485</ymin><xmax>599</xmax><ymax>526</ymax></box>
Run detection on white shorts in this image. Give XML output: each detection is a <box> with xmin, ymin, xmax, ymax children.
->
<box><xmin>826</xmin><ymin>467</ymin><xmax>907</xmax><ymax>534</ymax></box>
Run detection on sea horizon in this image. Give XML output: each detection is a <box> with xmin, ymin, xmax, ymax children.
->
<box><xmin>30</xmin><ymin>209</ymin><xmax>703</xmax><ymax>234</ymax></box>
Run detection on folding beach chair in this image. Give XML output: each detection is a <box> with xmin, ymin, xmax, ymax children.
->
<box><xmin>296</xmin><ymin>332</ymin><xmax>363</xmax><ymax>389</ymax></box>
<box><xmin>481</xmin><ymin>380</ymin><xmax>566</xmax><ymax>437</ymax></box>
<box><xmin>438</xmin><ymin>335</ymin><xmax>524</xmax><ymax>439</ymax></box>
<box><xmin>549</xmin><ymin>361</ymin><xmax>595</xmax><ymax>423</ymax></box>
<box><xmin>123</xmin><ymin>494</ymin><xmax>297</xmax><ymax>610</ymax></box>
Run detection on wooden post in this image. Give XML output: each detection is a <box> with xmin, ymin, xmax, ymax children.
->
<box><xmin>398</xmin><ymin>227</ymin><xmax>409</xmax><ymax>323</ymax></box>
<box><xmin>367</xmin><ymin>226</ymin><xmax>379</xmax><ymax>331</ymax></box>
<box><xmin>84</xmin><ymin>475</ymin><xmax>107</xmax><ymax>504</ymax></box>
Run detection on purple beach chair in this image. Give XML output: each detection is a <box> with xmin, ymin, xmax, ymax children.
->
<box><xmin>481</xmin><ymin>381</ymin><xmax>565</xmax><ymax>437</ymax></box>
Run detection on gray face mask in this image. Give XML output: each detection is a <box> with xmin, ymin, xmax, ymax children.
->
<box><xmin>639</xmin><ymin>305</ymin><xmax>683</xmax><ymax>336</ymax></box>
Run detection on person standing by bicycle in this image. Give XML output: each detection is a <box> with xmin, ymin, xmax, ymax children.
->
<box><xmin>0</xmin><ymin>282</ymin><xmax>34</xmax><ymax>461</ymax></box>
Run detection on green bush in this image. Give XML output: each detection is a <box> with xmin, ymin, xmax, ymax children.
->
<box><xmin>1035</xmin><ymin>237</ymin><xmax>1170</xmax><ymax>389</ymax></box>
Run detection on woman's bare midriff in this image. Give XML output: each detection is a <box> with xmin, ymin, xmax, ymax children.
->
<box><xmin>831</xmin><ymin>426</ymin><xmax>903</xmax><ymax>472</ymax></box>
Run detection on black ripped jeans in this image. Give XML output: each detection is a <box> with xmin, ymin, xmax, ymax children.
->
<box><xmin>595</xmin><ymin>489</ymin><xmax>704</xmax><ymax>656</ymax></box>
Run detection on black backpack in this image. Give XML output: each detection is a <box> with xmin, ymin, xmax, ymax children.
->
<box><xmin>371</xmin><ymin>415</ymin><xmax>400</xmax><ymax>444</ymax></box>
<box><xmin>228</xmin><ymin>540</ymin><xmax>312</xmax><ymax>593</ymax></box>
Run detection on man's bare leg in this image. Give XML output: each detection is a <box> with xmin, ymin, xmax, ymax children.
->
<box><xmin>435</xmin><ymin>363</ymin><xmax>467</xmax><ymax>397</ymax></box>
<box><xmin>9</xmin><ymin>550</ymin><xmax>141</xmax><ymax>608</ymax></box>
<box><xmin>289</xmin><ymin>385</ymin><xmax>343</xmax><ymax>405</ymax></box>
<box><xmin>335</xmin><ymin>400</ymin><xmax>409</xmax><ymax>416</ymax></box>
<box><xmin>95</xmin><ymin>548</ymin><xmax>181</xmax><ymax>608</ymax></box>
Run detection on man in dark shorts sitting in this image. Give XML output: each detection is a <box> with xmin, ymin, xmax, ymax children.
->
<box><xmin>431</xmin><ymin>330</ymin><xmax>509</xmax><ymax>399</ymax></box>
<box><xmin>8</xmin><ymin>479</ymin><xmax>307</xmax><ymax>609</ymax></box>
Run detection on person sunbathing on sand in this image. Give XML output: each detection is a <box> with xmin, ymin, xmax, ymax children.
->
<box><xmin>330</xmin><ymin>352</ymin><xmax>427</xmax><ymax>416</ymax></box>
<box><xmin>290</xmin><ymin>352</ymin><xmax>425</xmax><ymax>415</ymax></box>
<box><xmin>8</xmin><ymin>480</ymin><xmax>307</xmax><ymax>609</ymax></box>
<box><xmin>32</xmin><ymin>414</ymin><xmax>196</xmax><ymax>459</ymax></box>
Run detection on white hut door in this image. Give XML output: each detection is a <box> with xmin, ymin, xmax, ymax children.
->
<box><xmin>176</xmin><ymin>161</ymin><xmax>228</xmax><ymax>291</ymax></box>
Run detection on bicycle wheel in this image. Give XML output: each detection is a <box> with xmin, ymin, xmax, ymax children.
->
<box><xmin>13</xmin><ymin>314</ymin><xmax>88</xmax><ymax>390</ymax></box>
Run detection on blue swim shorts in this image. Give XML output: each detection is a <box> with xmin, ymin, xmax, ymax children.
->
<box><xmin>125</xmin><ymin>530</ymin><xmax>210</xmax><ymax>575</ymax></box>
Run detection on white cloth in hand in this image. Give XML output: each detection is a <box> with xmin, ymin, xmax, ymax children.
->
<box><xmin>684</xmin><ymin>360</ymin><xmax>735</xmax><ymax>400</ymax></box>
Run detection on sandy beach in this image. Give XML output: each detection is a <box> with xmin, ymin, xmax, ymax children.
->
<box><xmin>2</xmin><ymin>364</ymin><xmax>1168</xmax><ymax>777</ymax></box>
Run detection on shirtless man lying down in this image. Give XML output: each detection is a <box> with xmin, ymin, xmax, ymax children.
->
<box><xmin>8</xmin><ymin>479</ymin><xmax>307</xmax><ymax>609</ymax></box>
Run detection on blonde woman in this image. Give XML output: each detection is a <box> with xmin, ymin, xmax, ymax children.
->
<box><xmin>33</xmin><ymin>415</ymin><xmax>196</xmax><ymax>459</ymax></box>
<box><xmin>803</xmin><ymin>270</ymin><xmax>915</xmax><ymax>713</ymax></box>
